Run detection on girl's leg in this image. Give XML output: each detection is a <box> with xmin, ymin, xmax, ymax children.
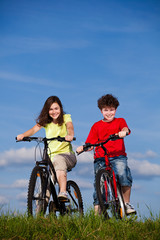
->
<box><xmin>52</xmin><ymin>153</ymin><xmax>76</xmax><ymax>201</ymax></box>
<box><xmin>56</xmin><ymin>170</ymin><xmax>67</xmax><ymax>193</ymax></box>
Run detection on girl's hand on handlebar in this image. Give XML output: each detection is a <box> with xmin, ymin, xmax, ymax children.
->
<box><xmin>16</xmin><ymin>134</ymin><xmax>25</xmax><ymax>141</ymax></box>
<box><xmin>65</xmin><ymin>135</ymin><xmax>74</xmax><ymax>142</ymax></box>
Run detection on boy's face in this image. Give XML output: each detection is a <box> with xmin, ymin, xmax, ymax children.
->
<box><xmin>101</xmin><ymin>106</ymin><xmax>116</xmax><ymax>122</ymax></box>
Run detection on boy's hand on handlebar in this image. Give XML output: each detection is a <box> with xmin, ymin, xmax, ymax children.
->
<box><xmin>117</xmin><ymin>130</ymin><xmax>128</xmax><ymax>138</ymax></box>
<box><xmin>76</xmin><ymin>146</ymin><xmax>84</xmax><ymax>154</ymax></box>
<box><xmin>76</xmin><ymin>145</ymin><xmax>93</xmax><ymax>154</ymax></box>
<box><xmin>85</xmin><ymin>146</ymin><xmax>94</xmax><ymax>151</ymax></box>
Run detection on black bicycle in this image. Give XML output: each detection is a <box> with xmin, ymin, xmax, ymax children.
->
<box><xmin>16</xmin><ymin>136</ymin><xmax>83</xmax><ymax>217</ymax></box>
<box><xmin>77</xmin><ymin>134</ymin><xmax>126</xmax><ymax>219</ymax></box>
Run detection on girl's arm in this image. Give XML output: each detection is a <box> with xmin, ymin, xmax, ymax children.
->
<box><xmin>17</xmin><ymin>124</ymin><xmax>42</xmax><ymax>141</ymax></box>
<box><xmin>65</xmin><ymin>122</ymin><xmax>74</xmax><ymax>141</ymax></box>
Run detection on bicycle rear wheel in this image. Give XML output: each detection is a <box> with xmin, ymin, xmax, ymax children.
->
<box><xmin>65</xmin><ymin>180</ymin><xmax>83</xmax><ymax>216</ymax></box>
<box><xmin>96</xmin><ymin>168</ymin><xmax>125</xmax><ymax>219</ymax></box>
<box><xmin>27</xmin><ymin>166</ymin><xmax>48</xmax><ymax>216</ymax></box>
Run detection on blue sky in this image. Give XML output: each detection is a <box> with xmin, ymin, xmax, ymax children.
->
<box><xmin>0</xmin><ymin>0</ymin><xmax>160</xmax><ymax>218</ymax></box>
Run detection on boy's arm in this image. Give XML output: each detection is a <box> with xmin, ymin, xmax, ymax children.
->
<box><xmin>76</xmin><ymin>145</ymin><xmax>94</xmax><ymax>154</ymax></box>
<box><xmin>118</xmin><ymin>127</ymin><xmax>130</xmax><ymax>138</ymax></box>
<box><xmin>76</xmin><ymin>123</ymin><xmax>96</xmax><ymax>154</ymax></box>
<box><xmin>76</xmin><ymin>145</ymin><xmax>84</xmax><ymax>154</ymax></box>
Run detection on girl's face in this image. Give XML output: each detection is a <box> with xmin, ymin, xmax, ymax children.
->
<box><xmin>49</xmin><ymin>102</ymin><xmax>61</xmax><ymax>123</ymax></box>
<box><xmin>101</xmin><ymin>106</ymin><xmax>116</xmax><ymax>122</ymax></box>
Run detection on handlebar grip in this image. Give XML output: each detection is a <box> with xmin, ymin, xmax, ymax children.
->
<box><xmin>109</xmin><ymin>134</ymin><xmax>120</xmax><ymax>140</ymax></box>
<box><xmin>15</xmin><ymin>136</ymin><xmax>37</xmax><ymax>142</ymax></box>
<box><xmin>83</xmin><ymin>143</ymin><xmax>92</xmax><ymax>151</ymax></box>
<box><xmin>76</xmin><ymin>150</ymin><xmax>84</xmax><ymax>155</ymax></box>
<box><xmin>58</xmin><ymin>136</ymin><xmax>76</xmax><ymax>142</ymax></box>
<box><xmin>76</xmin><ymin>143</ymin><xmax>92</xmax><ymax>155</ymax></box>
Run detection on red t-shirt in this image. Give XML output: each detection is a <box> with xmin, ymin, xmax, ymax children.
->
<box><xmin>85</xmin><ymin>118</ymin><xmax>129</xmax><ymax>159</ymax></box>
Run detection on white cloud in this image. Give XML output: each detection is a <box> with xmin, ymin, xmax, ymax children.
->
<box><xmin>0</xmin><ymin>36</ymin><xmax>89</xmax><ymax>57</ymax></box>
<box><xmin>16</xmin><ymin>192</ymin><xmax>27</xmax><ymax>201</ymax></box>
<box><xmin>0</xmin><ymin>71</ymin><xmax>73</xmax><ymax>89</ymax></box>
<box><xmin>129</xmin><ymin>158</ymin><xmax>160</xmax><ymax>177</ymax></box>
<box><xmin>0</xmin><ymin>179</ymin><xmax>28</xmax><ymax>189</ymax></box>
<box><xmin>76</xmin><ymin>151</ymin><xmax>93</xmax><ymax>163</ymax></box>
<box><xmin>12</xmin><ymin>179</ymin><xmax>28</xmax><ymax>189</ymax></box>
<box><xmin>128</xmin><ymin>150</ymin><xmax>158</xmax><ymax>159</ymax></box>
<box><xmin>85</xmin><ymin>19</ymin><xmax>151</xmax><ymax>33</ymax></box>
<box><xmin>1</xmin><ymin>146</ymin><xmax>160</xmax><ymax>180</ymax></box>
<box><xmin>0</xmin><ymin>196</ymin><xmax>9</xmax><ymax>204</ymax></box>
<box><xmin>75</xmin><ymin>179</ymin><xmax>93</xmax><ymax>189</ymax></box>
<box><xmin>0</xmin><ymin>147</ymin><xmax>37</xmax><ymax>167</ymax></box>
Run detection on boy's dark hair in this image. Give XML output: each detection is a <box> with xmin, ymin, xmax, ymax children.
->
<box><xmin>98</xmin><ymin>94</ymin><xmax>119</xmax><ymax>110</ymax></box>
<box><xmin>36</xmin><ymin>96</ymin><xmax>64</xmax><ymax>127</ymax></box>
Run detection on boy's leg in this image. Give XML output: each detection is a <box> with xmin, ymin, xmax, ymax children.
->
<box><xmin>93</xmin><ymin>158</ymin><xmax>106</xmax><ymax>214</ymax></box>
<box><xmin>121</xmin><ymin>186</ymin><xmax>131</xmax><ymax>203</ymax></box>
<box><xmin>94</xmin><ymin>205</ymin><xmax>101</xmax><ymax>215</ymax></box>
<box><xmin>121</xmin><ymin>186</ymin><xmax>136</xmax><ymax>214</ymax></box>
<box><xmin>109</xmin><ymin>156</ymin><xmax>136</xmax><ymax>214</ymax></box>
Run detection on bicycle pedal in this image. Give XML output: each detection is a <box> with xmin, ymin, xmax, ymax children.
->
<box><xmin>59</xmin><ymin>198</ymin><xmax>69</xmax><ymax>202</ymax></box>
<box><xmin>49</xmin><ymin>201</ymin><xmax>58</xmax><ymax>212</ymax></box>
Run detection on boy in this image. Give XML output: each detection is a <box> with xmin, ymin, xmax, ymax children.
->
<box><xmin>76</xmin><ymin>94</ymin><xmax>136</xmax><ymax>214</ymax></box>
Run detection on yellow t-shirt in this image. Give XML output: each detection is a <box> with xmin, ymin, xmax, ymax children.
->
<box><xmin>44</xmin><ymin>114</ymin><xmax>74</xmax><ymax>158</ymax></box>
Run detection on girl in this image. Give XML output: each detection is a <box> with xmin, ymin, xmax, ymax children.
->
<box><xmin>17</xmin><ymin>96</ymin><xmax>77</xmax><ymax>201</ymax></box>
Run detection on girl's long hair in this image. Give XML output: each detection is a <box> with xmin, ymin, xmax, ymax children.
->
<box><xmin>36</xmin><ymin>96</ymin><xmax>64</xmax><ymax>126</ymax></box>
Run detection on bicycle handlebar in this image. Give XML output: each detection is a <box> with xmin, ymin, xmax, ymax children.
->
<box><xmin>15</xmin><ymin>136</ymin><xmax>76</xmax><ymax>143</ymax></box>
<box><xmin>77</xmin><ymin>133</ymin><xmax>128</xmax><ymax>155</ymax></box>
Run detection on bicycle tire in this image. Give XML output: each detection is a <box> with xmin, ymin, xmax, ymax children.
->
<box><xmin>116</xmin><ymin>183</ymin><xmax>126</xmax><ymax>219</ymax></box>
<box><xmin>65</xmin><ymin>180</ymin><xmax>83</xmax><ymax>216</ymax></box>
<box><xmin>27</xmin><ymin>166</ymin><xmax>48</xmax><ymax>216</ymax></box>
<box><xmin>96</xmin><ymin>168</ymin><xmax>125</xmax><ymax>219</ymax></box>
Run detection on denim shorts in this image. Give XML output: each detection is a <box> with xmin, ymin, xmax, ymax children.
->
<box><xmin>93</xmin><ymin>155</ymin><xmax>133</xmax><ymax>205</ymax></box>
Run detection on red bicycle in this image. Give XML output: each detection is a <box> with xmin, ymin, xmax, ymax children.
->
<box><xmin>78</xmin><ymin>134</ymin><xmax>126</xmax><ymax>219</ymax></box>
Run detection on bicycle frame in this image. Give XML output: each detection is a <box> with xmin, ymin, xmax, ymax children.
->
<box><xmin>78</xmin><ymin>134</ymin><xmax>126</xmax><ymax>217</ymax></box>
<box><xmin>83</xmin><ymin>134</ymin><xmax>121</xmax><ymax>197</ymax></box>
<box><xmin>101</xmin><ymin>144</ymin><xmax>118</xmax><ymax>201</ymax></box>
<box><xmin>16</xmin><ymin>136</ymin><xmax>83</xmax><ymax>216</ymax></box>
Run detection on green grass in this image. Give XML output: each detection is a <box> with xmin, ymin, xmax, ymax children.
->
<box><xmin>0</xmin><ymin>209</ymin><xmax>160</xmax><ymax>240</ymax></box>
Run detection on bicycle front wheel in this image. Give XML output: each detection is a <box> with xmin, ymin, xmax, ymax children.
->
<box><xmin>27</xmin><ymin>166</ymin><xmax>48</xmax><ymax>216</ymax></box>
<box><xmin>96</xmin><ymin>168</ymin><xmax>125</xmax><ymax>219</ymax></box>
<box><xmin>116</xmin><ymin>184</ymin><xmax>126</xmax><ymax>219</ymax></box>
<box><xmin>65</xmin><ymin>180</ymin><xmax>83</xmax><ymax>216</ymax></box>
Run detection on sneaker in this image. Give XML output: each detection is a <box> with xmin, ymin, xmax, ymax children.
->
<box><xmin>125</xmin><ymin>203</ymin><xmax>136</xmax><ymax>215</ymax></box>
<box><xmin>58</xmin><ymin>192</ymin><xmax>68</xmax><ymax>201</ymax></box>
